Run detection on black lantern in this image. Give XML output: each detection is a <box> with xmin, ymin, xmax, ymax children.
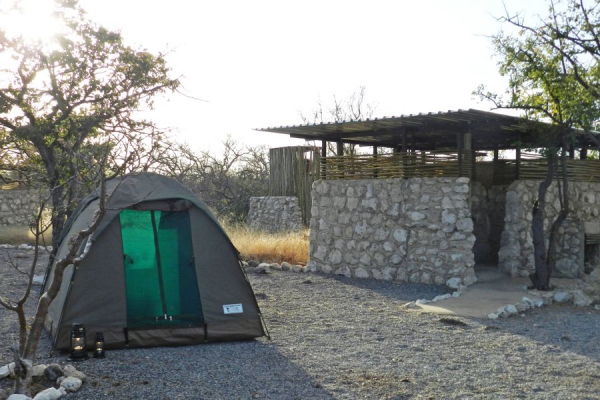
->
<box><xmin>69</xmin><ymin>323</ymin><xmax>88</xmax><ymax>361</ymax></box>
<box><xmin>93</xmin><ymin>332</ymin><xmax>105</xmax><ymax>359</ymax></box>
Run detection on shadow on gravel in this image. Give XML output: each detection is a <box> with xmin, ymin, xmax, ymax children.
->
<box><xmin>473</xmin><ymin>305</ymin><xmax>600</xmax><ymax>364</ymax></box>
<box><xmin>326</xmin><ymin>273</ymin><xmax>450</xmax><ymax>302</ymax></box>
<box><xmin>34</xmin><ymin>340</ymin><xmax>333</xmax><ymax>400</ymax></box>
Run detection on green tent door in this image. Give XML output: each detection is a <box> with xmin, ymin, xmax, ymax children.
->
<box><xmin>119</xmin><ymin>209</ymin><xmax>203</xmax><ymax>328</ymax></box>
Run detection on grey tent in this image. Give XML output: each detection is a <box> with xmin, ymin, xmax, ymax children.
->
<box><xmin>44</xmin><ymin>172</ymin><xmax>266</xmax><ymax>350</ymax></box>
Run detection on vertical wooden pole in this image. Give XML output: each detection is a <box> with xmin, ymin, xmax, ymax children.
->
<box><xmin>336</xmin><ymin>140</ymin><xmax>344</xmax><ymax>178</ymax></box>
<box><xmin>373</xmin><ymin>146</ymin><xmax>378</xmax><ymax>178</ymax></box>
<box><xmin>401</xmin><ymin>129</ymin><xmax>408</xmax><ymax>178</ymax></box>
<box><xmin>336</xmin><ymin>140</ymin><xmax>344</xmax><ymax>156</ymax></box>
<box><xmin>581</xmin><ymin>146</ymin><xmax>588</xmax><ymax>160</ymax></box>
<box><xmin>321</xmin><ymin>140</ymin><xmax>327</xmax><ymax>179</ymax></box>
<box><xmin>493</xmin><ymin>147</ymin><xmax>499</xmax><ymax>185</ymax></box>
<box><xmin>464</xmin><ymin>132</ymin><xmax>473</xmax><ymax>179</ymax></box>
<box><xmin>457</xmin><ymin>132</ymin><xmax>463</xmax><ymax>177</ymax></box>
<box><xmin>516</xmin><ymin>146</ymin><xmax>521</xmax><ymax>180</ymax></box>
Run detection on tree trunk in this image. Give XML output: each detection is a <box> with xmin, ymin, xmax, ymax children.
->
<box><xmin>10</xmin><ymin>181</ymin><xmax>106</xmax><ymax>395</ymax></box>
<box><xmin>547</xmin><ymin>141</ymin><xmax>570</xmax><ymax>280</ymax></box>
<box><xmin>530</xmin><ymin>138</ymin><xmax>570</xmax><ymax>290</ymax></box>
<box><xmin>50</xmin><ymin>183</ymin><xmax>66</xmax><ymax>255</ymax></box>
<box><xmin>530</xmin><ymin>153</ymin><xmax>556</xmax><ymax>290</ymax></box>
<box><xmin>12</xmin><ymin>347</ymin><xmax>32</xmax><ymax>397</ymax></box>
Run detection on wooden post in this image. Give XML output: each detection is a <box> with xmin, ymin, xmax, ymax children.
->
<box><xmin>457</xmin><ymin>132</ymin><xmax>463</xmax><ymax>177</ymax></box>
<box><xmin>336</xmin><ymin>140</ymin><xmax>344</xmax><ymax>178</ymax></box>
<box><xmin>321</xmin><ymin>140</ymin><xmax>327</xmax><ymax>179</ymax></box>
<box><xmin>493</xmin><ymin>147</ymin><xmax>499</xmax><ymax>185</ymax></box>
<box><xmin>581</xmin><ymin>146</ymin><xmax>588</xmax><ymax>160</ymax></box>
<box><xmin>516</xmin><ymin>146</ymin><xmax>521</xmax><ymax>180</ymax></box>
<box><xmin>463</xmin><ymin>132</ymin><xmax>473</xmax><ymax>179</ymax></box>
<box><xmin>373</xmin><ymin>146</ymin><xmax>378</xmax><ymax>178</ymax></box>
<box><xmin>401</xmin><ymin>129</ymin><xmax>408</xmax><ymax>178</ymax></box>
<box><xmin>569</xmin><ymin>145</ymin><xmax>575</xmax><ymax>159</ymax></box>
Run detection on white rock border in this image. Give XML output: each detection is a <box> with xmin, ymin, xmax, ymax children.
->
<box><xmin>487</xmin><ymin>288</ymin><xmax>598</xmax><ymax>319</ymax></box>
<box><xmin>0</xmin><ymin>363</ymin><xmax>85</xmax><ymax>399</ymax></box>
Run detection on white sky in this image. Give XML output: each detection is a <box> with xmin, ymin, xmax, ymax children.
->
<box><xmin>72</xmin><ymin>0</ymin><xmax>551</xmax><ymax>153</ymax></box>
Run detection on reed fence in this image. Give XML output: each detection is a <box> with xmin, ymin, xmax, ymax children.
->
<box><xmin>319</xmin><ymin>152</ymin><xmax>600</xmax><ymax>184</ymax></box>
<box><xmin>319</xmin><ymin>151</ymin><xmax>474</xmax><ymax>180</ymax></box>
<box><xmin>493</xmin><ymin>158</ymin><xmax>600</xmax><ymax>185</ymax></box>
<box><xmin>269</xmin><ymin>146</ymin><xmax>320</xmax><ymax>225</ymax></box>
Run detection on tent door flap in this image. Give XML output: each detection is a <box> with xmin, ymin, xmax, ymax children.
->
<box><xmin>120</xmin><ymin>209</ymin><xmax>204</xmax><ymax>328</ymax></box>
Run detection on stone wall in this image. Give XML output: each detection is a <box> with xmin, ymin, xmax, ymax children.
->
<box><xmin>306</xmin><ymin>177</ymin><xmax>477</xmax><ymax>286</ymax></box>
<box><xmin>499</xmin><ymin>180</ymin><xmax>600</xmax><ymax>278</ymax></box>
<box><xmin>248</xmin><ymin>196</ymin><xmax>303</xmax><ymax>233</ymax></box>
<box><xmin>0</xmin><ymin>189</ymin><xmax>40</xmax><ymax>227</ymax></box>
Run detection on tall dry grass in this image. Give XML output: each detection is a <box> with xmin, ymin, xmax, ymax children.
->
<box><xmin>0</xmin><ymin>226</ymin><xmax>45</xmax><ymax>245</ymax></box>
<box><xmin>224</xmin><ymin>223</ymin><xmax>309</xmax><ymax>265</ymax></box>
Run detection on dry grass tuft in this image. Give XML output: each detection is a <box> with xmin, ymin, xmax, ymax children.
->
<box><xmin>224</xmin><ymin>223</ymin><xmax>309</xmax><ymax>265</ymax></box>
<box><xmin>0</xmin><ymin>226</ymin><xmax>39</xmax><ymax>245</ymax></box>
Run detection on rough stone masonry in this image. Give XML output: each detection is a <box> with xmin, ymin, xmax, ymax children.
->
<box><xmin>499</xmin><ymin>180</ymin><xmax>600</xmax><ymax>278</ymax></box>
<box><xmin>0</xmin><ymin>189</ymin><xmax>40</xmax><ymax>228</ymax></box>
<box><xmin>248</xmin><ymin>196</ymin><xmax>303</xmax><ymax>233</ymax></box>
<box><xmin>307</xmin><ymin>177</ymin><xmax>478</xmax><ymax>286</ymax></box>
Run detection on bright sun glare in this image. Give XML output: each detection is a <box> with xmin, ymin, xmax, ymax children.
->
<box><xmin>1</xmin><ymin>0</ymin><xmax>62</xmax><ymax>43</ymax></box>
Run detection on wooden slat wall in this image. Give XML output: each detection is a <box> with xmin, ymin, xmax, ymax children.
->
<box><xmin>319</xmin><ymin>153</ymin><xmax>600</xmax><ymax>184</ymax></box>
<box><xmin>320</xmin><ymin>151</ymin><xmax>474</xmax><ymax>180</ymax></box>
<box><xmin>269</xmin><ymin>147</ymin><xmax>320</xmax><ymax>225</ymax></box>
<box><xmin>493</xmin><ymin>159</ymin><xmax>600</xmax><ymax>185</ymax></box>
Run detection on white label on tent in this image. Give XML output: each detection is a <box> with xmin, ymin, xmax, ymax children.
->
<box><xmin>223</xmin><ymin>303</ymin><xmax>243</xmax><ymax>314</ymax></box>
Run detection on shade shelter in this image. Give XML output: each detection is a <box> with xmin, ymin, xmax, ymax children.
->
<box><xmin>44</xmin><ymin>172</ymin><xmax>266</xmax><ymax>351</ymax></box>
<box><xmin>257</xmin><ymin>109</ymin><xmax>600</xmax><ymax>283</ymax></box>
<box><xmin>258</xmin><ymin>109</ymin><xmax>600</xmax><ymax>183</ymax></box>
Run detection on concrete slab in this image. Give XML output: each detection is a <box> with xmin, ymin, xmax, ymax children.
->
<box><xmin>414</xmin><ymin>267</ymin><xmax>586</xmax><ymax>318</ymax></box>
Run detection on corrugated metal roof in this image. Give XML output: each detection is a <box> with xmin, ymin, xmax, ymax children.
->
<box><xmin>256</xmin><ymin>109</ymin><xmax>600</xmax><ymax>151</ymax></box>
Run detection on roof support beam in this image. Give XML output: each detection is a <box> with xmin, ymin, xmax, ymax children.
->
<box><xmin>516</xmin><ymin>134</ymin><xmax>521</xmax><ymax>180</ymax></box>
<box><xmin>336</xmin><ymin>140</ymin><xmax>344</xmax><ymax>156</ymax></box>
<box><xmin>290</xmin><ymin>126</ymin><xmax>420</xmax><ymax>142</ymax></box>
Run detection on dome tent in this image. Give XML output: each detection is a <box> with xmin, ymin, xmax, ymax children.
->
<box><xmin>44</xmin><ymin>172</ymin><xmax>266</xmax><ymax>350</ymax></box>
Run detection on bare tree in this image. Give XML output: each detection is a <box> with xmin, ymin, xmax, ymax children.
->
<box><xmin>0</xmin><ymin>178</ymin><xmax>106</xmax><ymax>396</ymax></box>
<box><xmin>300</xmin><ymin>86</ymin><xmax>377</xmax><ymax>156</ymax></box>
<box><xmin>156</xmin><ymin>136</ymin><xmax>269</xmax><ymax>223</ymax></box>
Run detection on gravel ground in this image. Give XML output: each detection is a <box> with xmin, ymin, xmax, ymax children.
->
<box><xmin>1</xmin><ymin>247</ymin><xmax>600</xmax><ymax>399</ymax></box>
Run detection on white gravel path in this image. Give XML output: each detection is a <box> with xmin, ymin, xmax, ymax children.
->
<box><xmin>1</xmin><ymin>248</ymin><xmax>599</xmax><ymax>399</ymax></box>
